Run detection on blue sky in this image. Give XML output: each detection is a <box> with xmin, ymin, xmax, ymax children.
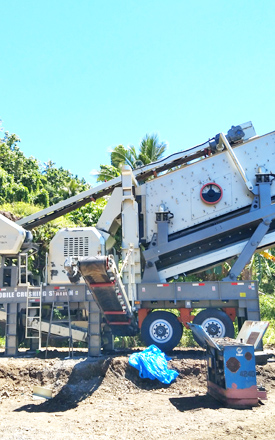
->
<box><xmin>1</xmin><ymin>0</ymin><xmax>275</xmax><ymax>185</ymax></box>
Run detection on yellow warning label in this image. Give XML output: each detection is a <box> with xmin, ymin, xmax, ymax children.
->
<box><xmin>240</xmin><ymin>292</ymin><xmax>246</xmax><ymax>297</ymax></box>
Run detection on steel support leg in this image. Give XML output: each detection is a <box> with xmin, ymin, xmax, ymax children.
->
<box><xmin>4</xmin><ymin>303</ymin><xmax>18</xmax><ymax>356</ymax></box>
<box><xmin>86</xmin><ymin>299</ymin><xmax>101</xmax><ymax>356</ymax></box>
<box><xmin>224</xmin><ymin>219</ymin><xmax>272</xmax><ymax>281</ymax></box>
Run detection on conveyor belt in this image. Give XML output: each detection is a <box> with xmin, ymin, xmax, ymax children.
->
<box><xmin>77</xmin><ymin>256</ymin><xmax>138</xmax><ymax>336</ymax></box>
<box><xmin>15</xmin><ymin>123</ymin><xmax>261</xmax><ymax>231</ymax></box>
<box><xmin>16</xmin><ymin>138</ymin><xmax>216</xmax><ymax>230</ymax></box>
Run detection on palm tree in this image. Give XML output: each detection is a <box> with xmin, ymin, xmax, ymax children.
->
<box><xmin>96</xmin><ymin>164</ymin><xmax>121</xmax><ymax>183</ymax></box>
<box><xmin>139</xmin><ymin>134</ymin><xmax>167</xmax><ymax>165</ymax></box>
<box><xmin>110</xmin><ymin>144</ymin><xmax>139</xmax><ymax>170</ymax></box>
<box><xmin>96</xmin><ymin>134</ymin><xmax>167</xmax><ymax>182</ymax></box>
<box><xmin>60</xmin><ymin>179</ymin><xmax>84</xmax><ymax>199</ymax></box>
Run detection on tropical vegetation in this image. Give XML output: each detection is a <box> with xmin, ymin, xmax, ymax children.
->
<box><xmin>96</xmin><ymin>134</ymin><xmax>167</xmax><ymax>181</ymax></box>
<box><xmin>0</xmin><ymin>132</ymin><xmax>89</xmax><ymax>207</ymax></box>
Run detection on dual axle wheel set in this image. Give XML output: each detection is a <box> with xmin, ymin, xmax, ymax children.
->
<box><xmin>140</xmin><ymin>308</ymin><xmax>234</xmax><ymax>351</ymax></box>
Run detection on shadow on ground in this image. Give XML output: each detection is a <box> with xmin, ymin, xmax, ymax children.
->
<box><xmin>14</xmin><ymin>357</ymin><xmax>111</xmax><ymax>413</ymax></box>
<box><xmin>170</xmin><ymin>394</ymin><xmax>222</xmax><ymax>411</ymax></box>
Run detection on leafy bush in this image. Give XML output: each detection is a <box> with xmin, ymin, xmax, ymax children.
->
<box><xmin>259</xmin><ymin>293</ymin><xmax>275</xmax><ymax>346</ymax></box>
<box><xmin>0</xmin><ymin>201</ymin><xmax>43</xmax><ymax>217</ymax></box>
<box><xmin>180</xmin><ymin>326</ymin><xmax>197</xmax><ymax>347</ymax></box>
<box><xmin>32</xmin><ymin>188</ymin><xmax>50</xmax><ymax>207</ymax></box>
<box><xmin>114</xmin><ymin>335</ymin><xmax>143</xmax><ymax>348</ymax></box>
<box><xmin>67</xmin><ymin>198</ymin><xmax>107</xmax><ymax>226</ymax></box>
<box><xmin>10</xmin><ymin>182</ymin><xmax>30</xmax><ymax>203</ymax></box>
<box><xmin>259</xmin><ymin>293</ymin><xmax>275</xmax><ymax>320</ymax></box>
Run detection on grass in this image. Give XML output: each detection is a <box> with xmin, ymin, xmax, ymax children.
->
<box><xmin>180</xmin><ymin>326</ymin><xmax>197</xmax><ymax>347</ymax></box>
<box><xmin>0</xmin><ymin>201</ymin><xmax>42</xmax><ymax>217</ymax></box>
<box><xmin>0</xmin><ymin>201</ymin><xmax>76</xmax><ymax>228</ymax></box>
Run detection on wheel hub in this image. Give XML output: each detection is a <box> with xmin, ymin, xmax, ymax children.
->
<box><xmin>149</xmin><ymin>319</ymin><xmax>173</xmax><ymax>343</ymax></box>
<box><xmin>155</xmin><ymin>324</ymin><xmax>167</xmax><ymax>337</ymax></box>
<box><xmin>202</xmin><ymin>318</ymin><xmax>225</xmax><ymax>338</ymax></box>
<box><xmin>205</xmin><ymin>322</ymin><xmax>220</xmax><ymax>336</ymax></box>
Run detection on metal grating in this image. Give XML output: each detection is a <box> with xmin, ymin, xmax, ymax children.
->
<box><xmin>64</xmin><ymin>237</ymin><xmax>89</xmax><ymax>257</ymax></box>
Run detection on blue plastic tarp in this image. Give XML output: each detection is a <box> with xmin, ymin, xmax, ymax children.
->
<box><xmin>128</xmin><ymin>345</ymin><xmax>179</xmax><ymax>384</ymax></box>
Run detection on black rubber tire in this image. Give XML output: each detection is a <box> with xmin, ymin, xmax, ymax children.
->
<box><xmin>141</xmin><ymin>311</ymin><xmax>183</xmax><ymax>352</ymax></box>
<box><xmin>192</xmin><ymin>308</ymin><xmax>235</xmax><ymax>346</ymax></box>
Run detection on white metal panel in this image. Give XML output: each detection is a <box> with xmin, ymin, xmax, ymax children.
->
<box><xmin>0</xmin><ymin>214</ymin><xmax>26</xmax><ymax>254</ymax></box>
<box><xmin>48</xmin><ymin>227</ymin><xmax>104</xmax><ymax>284</ymax></box>
<box><xmin>143</xmin><ymin>131</ymin><xmax>275</xmax><ymax>242</ymax></box>
<box><xmin>96</xmin><ymin>187</ymin><xmax>122</xmax><ymax>232</ymax></box>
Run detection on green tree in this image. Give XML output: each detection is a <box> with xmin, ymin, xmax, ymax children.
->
<box><xmin>67</xmin><ymin>198</ymin><xmax>107</xmax><ymax>226</ymax></box>
<box><xmin>97</xmin><ymin>134</ymin><xmax>167</xmax><ymax>182</ymax></box>
<box><xmin>0</xmin><ymin>133</ymin><xmax>44</xmax><ymax>197</ymax></box>
<box><xmin>244</xmin><ymin>250</ymin><xmax>275</xmax><ymax>294</ymax></box>
<box><xmin>0</xmin><ymin>167</ymin><xmax>10</xmax><ymax>203</ymax></box>
<box><xmin>0</xmin><ymin>131</ymin><xmax>92</xmax><ymax>211</ymax></box>
<box><xmin>110</xmin><ymin>144</ymin><xmax>140</xmax><ymax>170</ymax></box>
<box><xmin>42</xmin><ymin>161</ymin><xmax>89</xmax><ymax>204</ymax></box>
<box><xmin>95</xmin><ymin>165</ymin><xmax>121</xmax><ymax>183</ymax></box>
<box><xmin>139</xmin><ymin>134</ymin><xmax>167</xmax><ymax>164</ymax></box>
<box><xmin>60</xmin><ymin>178</ymin><xmax>87</xmax><ymax>199</ymax></box>
<box><xmin>32</xmin><ymin>188</ymin><xmax>50</xmax><ymax>207</ymax></box>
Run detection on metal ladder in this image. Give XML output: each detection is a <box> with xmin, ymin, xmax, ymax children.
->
<box><xmin>18</xmin><ymin>253</ymin><xmax>28</xmax><ymax>285</ymax></box>
<box><xmin>18</xmin><ymin>253</ymin><xmax>42</xmax><ymax>350</ymax></box>
<box><xmin>45</xmin><ymin>292</ymin><xmax>73</xmax><ymax>358</ymax></box>
<box><xmin>25</xmin><ymin>285</ymin><xmax>42</xmax><ymax>349</ymax></box>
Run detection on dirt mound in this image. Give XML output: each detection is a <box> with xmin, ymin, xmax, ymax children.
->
<box><xmin>0</xmin><ymin>211</ymin><xmax>20</xmax><ymax>222</ymax></box>
<box><xmin>257</xmin><ymin>361</ymin><xmax>275</xmax><ymax>391</ymax></box>
<box><xmin>0</xmin><ymin>349</ymin><xmax>208</xmax><ymax>409</ymax></box>
<box><xmin>1</xmin><ymin>348</ymin><xmax>274</xmax><ymax>407</ymax></box>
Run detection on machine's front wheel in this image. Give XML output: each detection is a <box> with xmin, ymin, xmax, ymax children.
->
<box><xmin>192</xmin><ymin>308</ymin><xmax>235</xmax><ymax>345</ymax></box>
<box><xmin>141</xmin><ymin>311</ymin><xmax>183</xmax><ymax>352</ymax></box>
